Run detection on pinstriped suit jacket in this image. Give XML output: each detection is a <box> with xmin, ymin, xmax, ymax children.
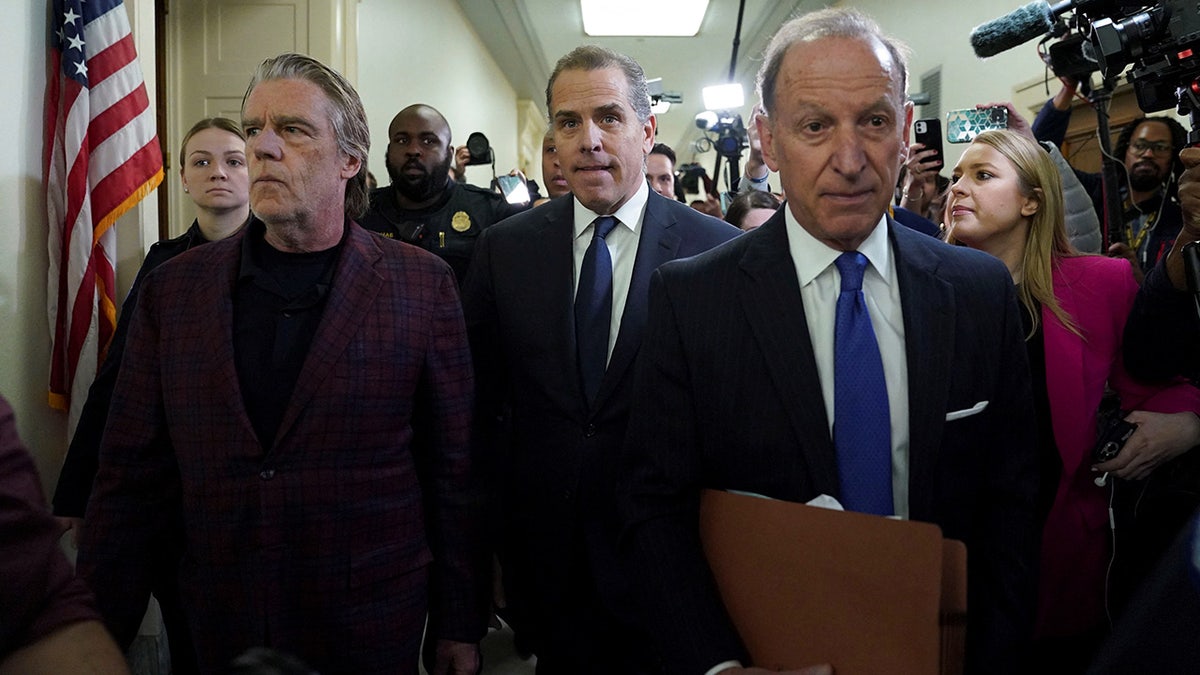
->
<box><xmin>619</xmin><ymin>210</ymin><xmax>1042</xmax><ymax>675</ymax></box>
<box><xmin>462</xmin><ymin>191</ymin><xmax>740</xmax><ymax>639</ymax></box>
<box><xmin>77</xmin><ymin>221</ymin><xmax>485</xmax><ymax>674</ymax></box>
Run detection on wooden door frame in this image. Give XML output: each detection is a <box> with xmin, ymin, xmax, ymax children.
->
<box><xmin>154</xmin><ymin>0</ymin><xmax>168</xmax><ymax>241</ymax></box>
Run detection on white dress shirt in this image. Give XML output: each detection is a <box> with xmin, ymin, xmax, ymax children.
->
<box><xmin>572</xmin><ymin>180</ymin><xmax>649</xmax><ymax>364</ymax></box>
<box><xmin>703</xmin><ymin>214</ymin><xmax>912</xmax><ymax>675</ymax></box>
<box><xmin>784</xmin><ymin>209</ymin><xmax>911</xmax><ymax>519</ymax></box>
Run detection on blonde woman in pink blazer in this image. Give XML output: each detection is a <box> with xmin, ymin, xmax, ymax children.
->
<box><xmin>946</xmin><ymin>129</ymin><xmax>1200</xmax><ymax>673</ymax></box>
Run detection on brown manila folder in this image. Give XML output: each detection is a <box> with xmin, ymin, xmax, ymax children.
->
<box><xmin>698</xmin><ymin>489</ymin><xmax>967</xmax><ymax>675</ymax></box>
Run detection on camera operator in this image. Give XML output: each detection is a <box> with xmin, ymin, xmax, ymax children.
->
<box><xmin>1124</xmin><ymin>148</ymin><xmax>1200</xmax><ymax>382</ymax></box>
<box><xmin>1032</xmin><ymin>77</ymin><xmax>1187</xmax><ymax>277</ymax></box>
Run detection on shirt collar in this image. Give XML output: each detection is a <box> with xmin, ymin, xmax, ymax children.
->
<box><xmin>238</xmin><ymin>216</ymin><xmax>349</xmax><ymax>283</ymax></box>
<box><xmin>572</xmin><ymin>179</ymin><xmax>649</xmax><ymax>240</ymax></box>
<box><xmin>785</xmin><ymin>207</ymin><xmax>892</xmax><ymax>287</ymax></box>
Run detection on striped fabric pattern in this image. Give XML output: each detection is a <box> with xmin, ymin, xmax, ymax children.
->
<box><xmin>45</xmin><ymin>0</ymin><xmax>162</xmax><ymax>430</ymax></box>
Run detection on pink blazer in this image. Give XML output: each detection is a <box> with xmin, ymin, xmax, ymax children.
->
<box><xmin>1036</xmin><ymin>255</ymin><xmax>1200</xmax><ymax>637</ymax></box>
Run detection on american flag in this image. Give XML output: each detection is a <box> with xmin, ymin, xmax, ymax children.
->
<box><xmin>45</xmin><ymin>0</ymin><xmax>162</xmax><ymax>431</ymax></box>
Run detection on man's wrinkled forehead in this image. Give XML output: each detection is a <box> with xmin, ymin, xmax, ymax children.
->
<box><xmin>821</xmin><ymin>34</ymin><xmax>905</xmax><ymax>95</ymax></box>
<box><xmin>782</xmin><ymin>35</ymin><xmax>905</xmax><ymax>101</ymax></box>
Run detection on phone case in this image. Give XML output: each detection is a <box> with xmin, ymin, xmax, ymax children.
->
<box><xmin>946</xmin><ymin>107</ymin><xmax>1008</xmax><ymax>144</ymax></box>
<box><xmin>913</xmin><ymin>118</ymin><xmax>944</xmax><ymax>167</ymax></box>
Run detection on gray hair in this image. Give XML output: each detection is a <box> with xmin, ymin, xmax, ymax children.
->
<box><xmin>546</xmin><ymin>45</ymin><xmax>652</xmax><ymax>124</ymax></box>
<box><xmin>243</xmin><ymin>53</ymin><xmax>371</xmax><ymax>219</ymax></box>
<box><xmin>756</xmin><ymin>8</ymin><xmax>909</xmax><ymax>117</ymax></box>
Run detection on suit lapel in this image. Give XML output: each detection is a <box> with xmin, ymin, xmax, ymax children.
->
<box><xmin>201</xmin><ymin>236</ymin><xmax>260</xmax><ymax>444</ymax></box>
<box><xmin>532</xmin><ymin>200</ymin><xmax>584</xmax><ymax>407</ymax></box>
<box><xmin>273</xmin><ymin>225</ymin><xmax>383</xmax><ymax>449</ymax></box>
<box><xmin>594</xmin><ymin>194</ymin><xmax>682</xmax><ymax>409</ymax></box>
<box><xmin>739</xmin><ymin>212</ymin><xmax>841</xmax><ymax>497</ymax></box>
<box><xmin>891</xmin><ymin>223</ymin><xmax>955</xmax><ymax>519</ymax></box>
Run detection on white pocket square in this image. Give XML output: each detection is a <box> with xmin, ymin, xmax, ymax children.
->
<box><xmin>945</xmin><ymin>400</ymin><xmax>988</xmax><ymax>421</ymax></box>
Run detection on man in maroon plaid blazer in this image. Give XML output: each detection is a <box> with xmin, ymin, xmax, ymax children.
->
<box><xmin>76</xmin><ymin>53</ymin><xmax>487</xmax><ymax>675</ymax></box>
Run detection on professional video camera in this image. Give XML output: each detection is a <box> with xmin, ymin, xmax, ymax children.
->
<box><xmin>973</xmin><ymin>1</ymin><xmax>1200</xmax><ymax>318</ymax></box>
<box><xmin>971</xmin><ymin>1</ymin><xmax>1200</xmax><ymax>139</ymax></box>
<box><xmin>677</xmin><ymin>163</ymin><xmax>710</xmax><ymax>196</ymax></box>
<box><xmin>694</xmin><ymin>111</ymin><xmax>749</xmax><ymax>161</ymax></box>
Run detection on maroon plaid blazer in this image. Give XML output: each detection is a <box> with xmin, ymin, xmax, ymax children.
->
<box><xmin>77</xmin><ymin>221</ymin><xmax>485</xmax><ymax>674</ymax></box>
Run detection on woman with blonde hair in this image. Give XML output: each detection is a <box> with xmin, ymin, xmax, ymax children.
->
<box><xmin>51</xmin><ymin>117</ymin><xmax>251</xmax><ymax>675</ymax></box>
<box><xmin>945</xmin><ymin>129</ymin><xmax>1200</xmax><ymax>671</ymax></box>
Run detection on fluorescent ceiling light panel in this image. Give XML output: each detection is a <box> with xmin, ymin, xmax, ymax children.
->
<box><xmin>702</xmin><ymin>83</ymin><xmax>744</xmax><ymax>111</ymax></box>
<box><xmin>582</xmin><ymin>0</ymin><xmax>708</xmax><ymax>36</ymax></box>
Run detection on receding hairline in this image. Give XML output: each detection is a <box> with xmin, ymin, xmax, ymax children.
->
<box><xmin>756</xmin><ymin>9</ymin><xmax>910</xmax><ymax>115</ymax></box>
<box><xmin>784</xmin><ymin>34</ymin><xmax>905</xmax><ymax>93</ymax></box>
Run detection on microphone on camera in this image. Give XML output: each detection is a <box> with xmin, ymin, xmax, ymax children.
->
<box><xmin>970</xmin><ymin>1</ymin><xmax>1065</xmax><ymax>58</ymax></box>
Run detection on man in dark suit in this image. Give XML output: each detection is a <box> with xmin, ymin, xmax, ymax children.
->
<box><xmin>76</xmin><ymin>53</ymin><xmax>486</xmax><ymax>675</ymax></box>
<box><xmin>461</xmin><ymin>46</ymin><xmax>739</xmax><ymax>674</ymax></box>
<box><xmin>618</xmin><ymin>9</ymin><xmax>1040</xmax><ymax>675</ymax></box>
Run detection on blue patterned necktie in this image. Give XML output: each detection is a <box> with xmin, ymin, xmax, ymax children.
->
<box><xmin>576</xmin><ymin>216</ymin><xmax>619</xmax><ymax>402</ymax></box>
<box><xmin>833</xmin><ymin>251</ymin><xmax>893</xmax><ymax>516</ymax></box>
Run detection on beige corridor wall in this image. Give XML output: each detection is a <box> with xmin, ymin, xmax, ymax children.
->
<box><xmin>680</xmin><ymin>0</ymin><xmax>1057</xmax><ymax>182</ymax></box>
<box><xmin>850</xmin><ymin>0</ymin><xmax>1052</xmax><ymax>170</ymax></box>
<box><xmin>357</xmin><ymin>0</ymin><xmax>527</xmax><ymax>190</ymax></box>
<box><xmin>1</xmin><ymin>0</ymin><xmax>66</xmax><ymax>486</ymax></box>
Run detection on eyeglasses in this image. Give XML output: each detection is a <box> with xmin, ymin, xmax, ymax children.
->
<box><xmin>1130</xmin><ymin>140</ymin><xmax>1173</xmax><ymax>157</ymax></box>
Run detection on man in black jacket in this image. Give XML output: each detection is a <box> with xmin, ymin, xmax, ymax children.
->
<box><xmin>359</xmin><ymin>104</ymin><xmax>522</xmax><ymax>284</ymax></box>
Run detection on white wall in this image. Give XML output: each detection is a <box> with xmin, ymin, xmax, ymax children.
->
<box><xmin>357</xmin><ymin>0</ymin><xmax>524</xmax><ymax>190</ymax></box>
<box><xmin>854</xmin><ymin>0</ymin><xmax>1051</xmax><ymax>170</ymax></box>
<box><xmin>1</xmin><ymin>0</ymin><xmax>64</xmax><ymax>486</ymax></box>
<box><xmin>1</xmin><ymin>0</ymin><xmax>159</xmax><ymax>492</ymax></box>
<box><xmin>680</xmin><ymin>0</ymin><xmax>1056</xmax><ymax>189</ymax></box>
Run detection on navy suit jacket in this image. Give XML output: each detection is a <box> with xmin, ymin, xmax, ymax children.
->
<box><xmin>619</xmin><ymin>209</ymin><xmax>1041</xmax><ymax>674</ymax></box>
<box><xmin>77</xmin><ymin>222</ymin><xmax>485</xmax><ymax>675</ymax></box>
<box><xmin>461</xmin><ymin>191</ymin><xmax>739</xmax><ymax>628</ymax></box>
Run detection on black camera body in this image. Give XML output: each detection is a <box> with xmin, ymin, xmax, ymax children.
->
<box><xmin>677</xmin><ymin>163</ymin><xmax>710</xmax><ymax>195</ymax></box>
<box><xmin>711</xmin><ymin>116</ymin><xmax>748</xmax><ymax>160</ymax></box>
<box><xmin>464</xmin><ymin>131</ymin><xmax>493</xmax><ymax>166</ymax></box>
<box><xmin>694</xmin><ymin>112</ymin><xmax>748</xmax><ymax>161</ymax></box>
<box><xmin>1093</xmin><ymin>393</ymin><xmax>1137</xmax><ymax>463</ymax></box>
<box><xmin>1044</xmin><ymin>1</ymin><xmax>1200</xmax><ymax>131</ymax></box>
<box><xmin>1094</xmin><ymin>416</ymin><xmax>1137</xmax><ymax>463</ymax></box>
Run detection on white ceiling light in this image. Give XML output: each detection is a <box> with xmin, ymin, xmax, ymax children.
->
<box><xmin>702</xmin><ymin>83</ymin><xmax>745</xmax><ymax>111</ymax></box>
<box><xmin>651</xmin><ymin>100</ymin><xmax>672</xmax><ymax>114</ymax></box>
<box><xmin>581</xmin><ymin>0</ymin><xmax>709</xmax><ymax>37</ymax></box>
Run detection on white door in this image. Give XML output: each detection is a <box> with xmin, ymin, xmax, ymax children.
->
<box><xmin>165</xmin><ymin>0</ymin><xmax>357</xmax><ymax>236</ymax></box>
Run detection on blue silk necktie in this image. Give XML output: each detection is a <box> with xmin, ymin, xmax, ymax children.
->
<box><xmin>576</xmin><ymin>216</ymin><xmax>618</xmax><ymax>403</ymax></box>
<box><xmin>833</xmin><ymin>251</ymin><xmax>894</xmax><ymax>516</ymax></box>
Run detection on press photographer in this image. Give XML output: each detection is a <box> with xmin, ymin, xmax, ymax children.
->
<box><xmin>1124</xmin><ymin>152</ymin><xmax>1200</xmax><ymax>382</ymax></box>
<box><xmin>971</xmin><ymin>4</ymin><xmax>1200</xmax><ymax>670</ymax></box>
<box><xmin>972</xmin><ymin>0</ymin><xmax>1200</xmax><ymax>366</ymax></box>
<box><xmin>974</xmin><ymin>0</ymin><xmax>1200</xmax><ymax>276</ymax></box>
<box><xmin>1031</xmin><ymin>77</ymin><xmax>1186</xmax><ymax>276</ymax></box>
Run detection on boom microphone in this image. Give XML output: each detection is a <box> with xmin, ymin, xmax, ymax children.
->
<box><xmin>970</xmin><ymin>1</ymin><xmax>1056</xmax><ymax>58</ymax></box>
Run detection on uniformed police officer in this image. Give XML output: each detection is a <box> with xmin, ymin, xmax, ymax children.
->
<box><xmin>360</xmin><ymin>104</ymin><xmax>522</xmax><ymax>284</ymax></box>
